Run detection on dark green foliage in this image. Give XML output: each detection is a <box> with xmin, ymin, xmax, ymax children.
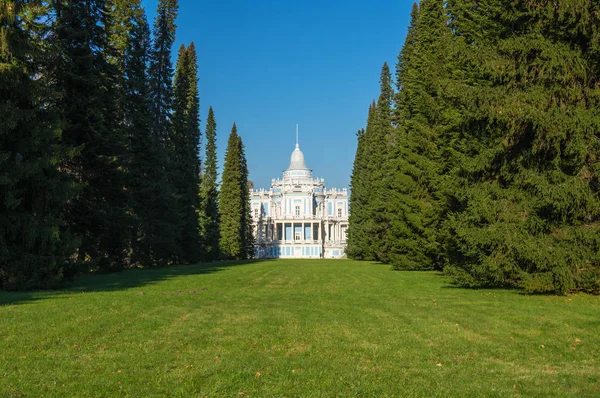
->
<box><xmin>1</xmin><ymin>0</ymin><xmax>217</xmax><ymax>290</ymax></box>
<box><xmin>148</xmin><ymin>0</ymin><xmax>178</xmax><ymax>144</ymax></box>
<box><xmin>199</xmin><ymin>106</ymin><xmax>220</xmax><ymax>261</ymax></box>
<box><xmin>348</xmin><ymin>63</ymin><xmax>394</xmax><ymax>262</ymax></box>
<box><xmin>219</xmin><ymin>124</ymin><xmax>253</xmax><ymax>260</ymax></box>
<box><xmin>53</xmin><ymin>0</ymin><xmax>131</xmax><ymax>272</ymax></box>
<box><xmin>0</xmin><ymin>1</ymin><xmax>78</xmax><ymax>290</ymax></box>
<box><xmin>347</xmin><ymin>103</ymin><xmax>378</xmax><ymax>260</ymax></box>
<box><xmin>367</xmin><ymin>63</ymin><xmax>395</xmax><ymax>263</ymax></box>
<box><xmin>171</xmin><ymin>42</ymin><xmax>202</xmax><ymax>263</ymax></box>
<box><xmin>346</xmin><ymin>126</ymin><xmax>368</xmax><ymax>259</ymax></box>
<box><xmin>115</xmin><ymin>0</ymin><xmax>179</xmax><ymax>266</ymax></box>
<box><xmin>384</xmin><ymin>0</ymin><xmax>447</xmax><ymax>271</ymax></box>
<box><xmin>239</xmin><ymin>135</ymin><xmax>254</xmax><ymax>259</ymax></box>
<box><xmin>353</xmin><ymin>0</ymin><xmax>600</xmax><ymax>294</ymax></box>
<box><xmin>441</xmin><ymin>0</ymin><xmax>600</xmax><ymax>294</ymax></box>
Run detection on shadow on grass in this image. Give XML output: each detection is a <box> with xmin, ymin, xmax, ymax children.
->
<box><xmin>0</xmin><ymin>259</ymin><xmax>274</xmax><ymax>307</ymax></box>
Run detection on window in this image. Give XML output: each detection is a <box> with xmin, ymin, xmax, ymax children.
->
<box><xmin>337</xmin><ymin>208</ymin><xmax>342</xmax><ymax>217</ymax></box>
<box><xmin>295</xmin><ymin>232</ymin><xmax>301</xmax><ymax>241</ymax></box>
<box><xmin>254</xmin><ymin>209</ymin><xmax>259</xmax><ymax>218</ymax></box>
<box><xmin>295</xmin><ymin>206</ymin><xmax>300</xmax><ymax>216</ymax></box>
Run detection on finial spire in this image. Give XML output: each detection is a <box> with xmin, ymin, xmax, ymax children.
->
<box><xmin>296</xmin><ymin>123</ymin><xmax>299</xmax><ymax>148</ymax></box>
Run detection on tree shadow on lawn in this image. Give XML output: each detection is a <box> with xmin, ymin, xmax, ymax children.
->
<box><xmin>0</xmin><ymin>259</ymin><xmax>274</xmax><ymax>307</ymax></box>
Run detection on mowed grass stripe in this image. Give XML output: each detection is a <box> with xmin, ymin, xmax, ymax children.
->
<box><xmin>1</xmin><ymin>259</ymin><xmax>598</xmax><ymax>397</ymax></box>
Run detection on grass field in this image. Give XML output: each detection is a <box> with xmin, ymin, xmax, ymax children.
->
<box><xmin>1</xmin><ymin>259</ymin><xmax>599</xmax><ymax>397</ymax></box>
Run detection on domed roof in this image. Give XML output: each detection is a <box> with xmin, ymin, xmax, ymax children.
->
<box><xmin>287</xmin><ymin>143</ymin><xmax>309</xmax><ymax>170</ymax></box>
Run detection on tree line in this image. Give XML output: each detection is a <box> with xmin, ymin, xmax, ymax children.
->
<box><xmin>1</xmin><ymin>0</ymin><xmax>253</xmax><ymax>290</ymax></box>
<box><xmin>348</xmin><ymin>1</ymin><xmax>600</xmax><ymax>294</ymax></box>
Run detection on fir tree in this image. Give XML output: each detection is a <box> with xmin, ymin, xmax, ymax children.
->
<box><xmin>384</xmin><ymin>0</ymin><xmax>448</xmax><ymax>270</ymax></box>
<box><xmin>199</xmin><ymin>106</ymin><xmax>220</xmax><ymax>261</ymax></box>
<box><xmin>148</xmin><ymin>0</ymin><xmax>178</xmax><ymax>144</ymax></box>
<box><xmin>53</xmin><ymin>0</ymin><xmax>130</xmax><ymax>272</ymax></box>
<box><xmin>0</xmin><ymin>0</ymin><xmax>78</xmax><ymax>290</ymax></box>
<box><xmin>239</xmin><ymin>134</ymin><xmax>254</xmax><ymax>259</ymax></box>
<box><xmin>114</xmin><ymin>0</ymin><xmax>179</xmax><ymax>266</ymax></box>
<box><xmin>171</xmin><ymin>42</ymin><xmax>202</xmax><ymax>263</ymax></box>
<box><xmin>442</xmin><ymin>0</ymin><xmax>600</xmax><ymax>293</ymax></box>
<box><xmin>366</xmin><ymin>62</ymin><xmax>395</xmax><ymax>263</ymax></box>
<box><xmin>348</xmin><ymin>64</ymin><xmax>394</xmax><ymax>262</ymax></box>
<box><xmin>219</xmin><ymin>124</ymin><xmax>252</xmax><ymax>260</ymax></box>
<box><xmin>347</xmin><ymin>112</ymin><xmax>372</xmax><ymax>260</ymax></box>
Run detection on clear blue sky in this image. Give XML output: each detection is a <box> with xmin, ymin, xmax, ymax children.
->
<box><xmin>142</xmin><ymin>0</ymin><xmax>414</xmax><ymax>189</ymax></box>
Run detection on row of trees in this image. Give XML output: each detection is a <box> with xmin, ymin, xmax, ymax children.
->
<box><xmin>348</xmin><ymin>1</ymin><xmax>600</xmax><ymax>294</ymax></box>
<box><xmin>1</xmin><ymin>0</ymin><xmax>253</xmax><ymax>291</ymax></box>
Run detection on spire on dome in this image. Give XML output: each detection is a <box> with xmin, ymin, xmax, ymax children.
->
<box><xmin>286</xmin><ymin>124</ymin><xmax>310</xmax><ymax>171</ymax></box>
<box><xmin>288</xmin><ymin>143</ymin><xmax>308</xmax><ymax>170</ymax></box>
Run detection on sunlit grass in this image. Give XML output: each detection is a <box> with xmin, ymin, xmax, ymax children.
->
<box><xmin>1</xmin><ymin>259</ymin><xmax>599</xmax><ymax>397</ymax></box>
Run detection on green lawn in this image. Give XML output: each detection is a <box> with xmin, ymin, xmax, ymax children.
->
<box><xmin>1</xmin><ymin>259</ymin><xmax>599</xmax><ymax>397</ymax></box>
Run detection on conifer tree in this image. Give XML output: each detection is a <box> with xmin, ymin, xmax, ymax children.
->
<box><xmin>53</xmin><ymin>0</ymin><xmax>130</xmax><ymax>272</ymax></box>
<box><xmin>442</xmin><ymin>0</ymin><xmax>600</xmax><ymax>293</ymax></box>
<box><xmin>219</xmin><ymin>124</ymin><xmax>252</xmax><ymax>260</ymax></box>
<box><xmin>199</xmin><ymin>106</ymin><xmax>220</xmax><ymax>261</ymax></box>
<box><xmin>141</xmin><ymin>0</ymin><xmax>181</xmax><ymax>264</ymax></box>
<box><xmin>384</xmin><ymin>0</ymin><xmax>448</xmax><ymax>270</ymax></box>
<box><xmin>148</xmin><ymin>0</ymin><xmax>178</xmax><ymax>144</ymax></box>
<box><xmin>0</xmin><ymin>0</ymin><xmax>78</xmax><ymax>289</ymax></box>
<box><xmin>239</xmin><ymin>135</ymin><xmax>254</xmax><ymax>259</ymax></box>
<box><xmin>348</xmin><ymin>64</ymin><xmax>394</xmax><ymax>262</ymax></box>
<box><xmin>112</xmin><ymin>0</ymin><xmax>179</xmax><ymax>266</ymax></box>
<box><xmin>366</xmin><ymin>62</ymin><xmax>395</xmax><ymax>263</ymax></box>
<box><xmin>347</xmin><ymin>114</ymin><xmax>372</xmax><ymax>260</ymax></box>
<box><xmin>171</xmin><ymin>42</ymin><xmax>202</xmax><ymax>263</ymax></box>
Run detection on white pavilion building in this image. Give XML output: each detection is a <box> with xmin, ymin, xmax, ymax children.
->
<box><xmin>250</xmin><ymin>141</ymin><xmax>349</xmax><ymax>259</ymax></box>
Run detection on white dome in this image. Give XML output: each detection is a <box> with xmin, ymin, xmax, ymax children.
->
<box><xmin>287</xmin><ymin>144</ymin><xmax>309</xmax><ymax>170</ymax></box>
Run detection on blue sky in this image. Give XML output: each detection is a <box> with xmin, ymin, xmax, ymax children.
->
<box><xmin>142</xmin><ymin>0</ymin><xmax>414</xmax><ymax>189</ymax></box>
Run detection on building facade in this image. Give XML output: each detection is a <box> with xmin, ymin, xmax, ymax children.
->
<box><xmin>250</xmin><ymin>143</ymin><xmax>349</xmax><ymax>258</ymax></box>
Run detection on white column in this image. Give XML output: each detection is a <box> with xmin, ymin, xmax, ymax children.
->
<box><xmin>301</xmin><ymin>222</ymin><xmax>305</xmax><ymax>242</ymax></box>
<box><xmin>334</xmin><ymin>223</ymin><xmax>337</xmax><ymax>243</ymax></box>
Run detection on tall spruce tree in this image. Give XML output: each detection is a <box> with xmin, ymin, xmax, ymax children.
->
<box><xmin>148</xmin><ymin>0</ymin><xmax>178</xmax><ymax>144</ymax></box>
<box><xmin>219</xmin><ymin>124</ymin><xmax>252</xmax><ymax>260</ymax></box>
<box><xmin>171</xmin><ymin>42</ymin><xmax>202</xmax><ymax>263</ymax></box>
<box><xmin>239</xmin><ymin>134</ymin><xmax>254</xmax><ymax>259</ymax></box>
<box><xmin>143</xmin><ymin>0</ymin><xmax>181</xmax><ymax>264</ymax></box>
<box><xmin>367</xmin><ymin>62</ymin><xmax>395</xmax><ymax>263</ymax></box>
<box><xmin>441</xmin><ymin>0</ymin><xmax>600</xmax><ymax>293</ymax></box>
<box><xmin>383</xmin><ymin>0</ymin><xmax>448</xmax><ymax>270</ymax></box>
<box><xmin>0</xmin><ymin>0</ymin><xmax>78</xmax><ymax>290</ymax></box>
<box><xmin>347</xmin><ymin>107</ymin><xmax>374</xmax><ymax>260</ymax></box>
<box><xmin>112</xmin><ymin>0</ymin><xmax>179</xmax><ymax>266</ymax></box>
<box><xmin>348</xmin><ymin>64</ymin><xmax>394</xmax><ymax>262</ymax></box>
<box><xmin>53</xmin><ymin>0</ymin><xmax>130</xmax><ymax>272</ymax></box>
<box><xmin>199</xmin><ymin>106</ymin><xmax>220</xmax><ymax>261</ymax></box>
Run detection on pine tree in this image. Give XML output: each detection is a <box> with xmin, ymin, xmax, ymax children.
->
<box><xmin>171</xmin><ymin>42</ymin><xmax>202</xmax><ymax>263</ymax></box>
<box><xmin>199</xmin><ymin>106</ymin><xmax>220</xmax><ymax>261</ymax></box>
<box><xmin>53</xmin><ymin>0</ymin><xmax>130</xmax><ymax>272</ymax></box>
<box><xmin>219</xmin><ymin>124</ymin><xmax>252</xmax><ymax>260</ymax></box>
<box><xmin>0</xmin><ymin>0</ymin><xmax>78</xmax><ymax>289</ymax></box>
<box><xmin>442</xmin><ymin>0</ymin><xmax>600</xmax><ymax>293</ymax></box>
